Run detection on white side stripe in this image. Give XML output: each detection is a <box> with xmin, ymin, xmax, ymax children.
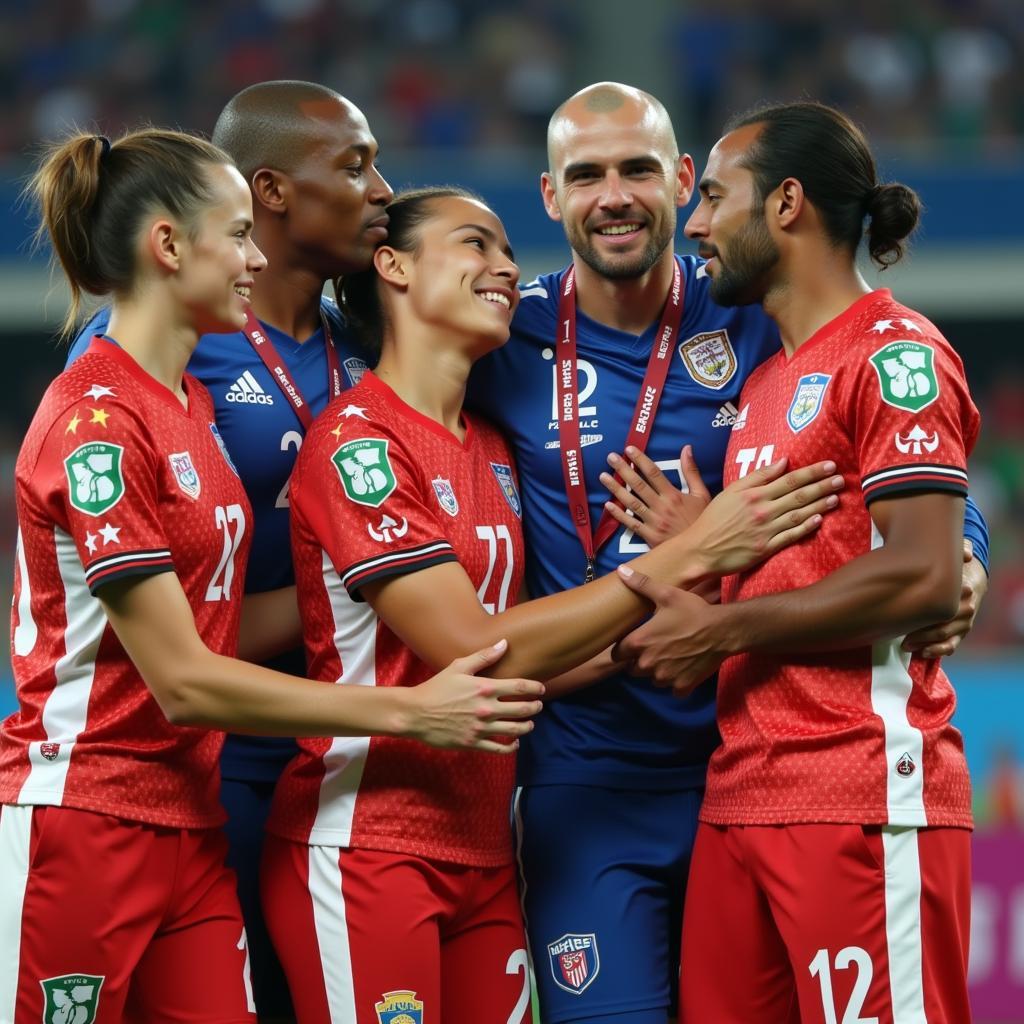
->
<box><xmin>882</xmin><ymin>826</ymin><xmax>926</xmax><ymax>1022</ymax></box>
<box><xmin>0</xmin><ymin>805</ymin><xmax>32</xmax><ymax>1022</ymax></box>
<box><xmin>868</xmin><ymin>522</ymin><xmax>926</xmax><ymax>827</ymax></box>
<box><xmin>311</xmin><ymin>548</ymin><xmax>374</xmax><ymax>846</ymax></box>
<box><xmin>308</xmin><ymin>846</ymin><xmax>356</xmax><ymax>1024</ymax></box>
<box><xmin>18</xmin><ymin>528</ymin><xmax>105</xmax><ymax>805</ymax></box>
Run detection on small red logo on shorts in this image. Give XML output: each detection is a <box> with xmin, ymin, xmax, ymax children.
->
<box><xmin>40</xmin><ymin>743</ymin><xmax>60</xmax><ymax>761</ymax></box>
<box><xmin>895</xmin><ymin>752</ymin><xmax>916</xmax><ymax>777</ymax></box>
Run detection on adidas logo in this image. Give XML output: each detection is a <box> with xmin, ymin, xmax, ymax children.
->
<box><xmin>225</xmin><ymin>371</ymin><xmax>274</xmax><ymax>405</ymax></box>
<box><xmin>712</xmin><ymin>401</ymin><xmax>740</xmax><ymax>428</ymax></box>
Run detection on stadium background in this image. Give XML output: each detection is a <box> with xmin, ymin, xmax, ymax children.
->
<box><xmin>1</xmin><ymin>0</ymin><xmax>1022</xmax><ymax>1017</ymax></box>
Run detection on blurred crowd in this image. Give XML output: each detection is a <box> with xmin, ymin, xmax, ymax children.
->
<box><xmin>0</xmin><ymin>0</ymin><xmax>1021</xmax><ymax>163</ymax></box>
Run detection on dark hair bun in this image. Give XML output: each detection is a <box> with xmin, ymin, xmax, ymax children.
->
<box><xmin>866</xmin><ymin>182</ymin><xmax>921</xmax><ymax>268</ymax></box>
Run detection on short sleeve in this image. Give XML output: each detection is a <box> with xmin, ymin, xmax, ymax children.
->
<box><xmin>34</xmin><ymin>399</ymin><xmax>174</xmax><ymax>594</ymax></box>
<box><xmin>850</xmin><ymin>333</ymin><xmax>980</xmax><ymax>506</ymax></box>
<box><xmin>293</xmin><ymin>423</ymin><xmax>457</xmax><ymax>598</ymax></box>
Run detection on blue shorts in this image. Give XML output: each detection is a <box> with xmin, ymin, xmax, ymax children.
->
<box><xmin>513</xmin><ymin>784</ymin><xmax>703</xmax><ymax>1024</ymax></box>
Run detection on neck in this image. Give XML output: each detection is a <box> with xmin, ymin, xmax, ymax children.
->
<box><xmin>374</xmin><ymin>330</ymin><xmax>471</xmax><ymax>439</ymax></box>
<box><xmin>105</xmin><ymin>292</ymin><xmax>197</xmax><ymax>404</ymax></box>
<box><xmin>764</xmin><ymin>248</ymin><xmax>872</xmax><ymax>357</ymax></box>
<box><xmin>248</xmin><ymin>231</ymin><xmax>329</xmax><ymax>341</ymax></box>
<box><xmin>571</xmin><ymin>249</ymin><xmax>676</xmax><ymax>335</ymax></box>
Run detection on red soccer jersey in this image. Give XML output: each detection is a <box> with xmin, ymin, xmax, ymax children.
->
<box><xmin>2</xmin><ymin>338</ymin><xmax>252</xmax><ymax>828</ymax></box>
<box><xmin>704</xmin><ymin>290</ymin><xmax>979</xmax><ymax>829</ymax></box>
<box><xmin>268</xmin><ymin>372</ymin><xmax>525</xmax><ymax>866</ymax></box>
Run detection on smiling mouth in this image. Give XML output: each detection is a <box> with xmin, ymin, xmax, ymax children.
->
<box><xmin>595</xmin><ymin>222</ymin><xmax>643</xmax><ymax>238</ymax></box>
<box><xmin>233</xmin><ymin>285</ymin><xmax>251</xmax><ymax>300</ymax></box>
<box><xmin>477</xmin><ymin>290</ymin><xmax>512</xmax><ymax>311</ymax></box>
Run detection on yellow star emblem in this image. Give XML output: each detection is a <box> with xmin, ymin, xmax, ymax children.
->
<box><xmin>89</xmin><ymin>407</ymin><xmax>110</xmax><ymax>427</ymax></box>
<box><xmin>65</xmin><ymin>411</ymin><xmax>82</xmax><ymax>434</ymax></box>
<box><xmin>330</xmin><ymin>423</ymin><xmax>344</xmax><ymax>438</ymax></box>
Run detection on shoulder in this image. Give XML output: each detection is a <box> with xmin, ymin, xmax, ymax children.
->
<box><xmin>511</xmin><ymin>267</ymin><xmax>567</xmax><ymax>336</ymax></box>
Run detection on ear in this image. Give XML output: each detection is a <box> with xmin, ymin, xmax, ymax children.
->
<box><xmin>373</xmin><ymin>245</ymin><xmax>409</xmax><ymax>289</ymax></box>
<box><xmin>250</xmin><ymin>168</ymin><xmax>288</xmax><ymax>215</ymax></box>
<box><xmin>148</xmin><ymin>218</ymin><xmax>182</xmax><ymax>273</ymax></box>
<box><xmin>675</xmin><ymin>153</ymin><xmax>696</xmax><ymax>208</ymax></box>
<box><xmin>540</xmin><ymin>172</ymin><xmax>562</xmax><ymax>223</ymax></box>
<box><xmin>771</xmin><ymin>177</ymin><xmax>804</xmax><ymax>230</ymax></box>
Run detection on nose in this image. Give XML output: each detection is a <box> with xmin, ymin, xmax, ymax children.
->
<box><xmin>493</xmin><ymin>251</ymin><xmax>520</xmax><ymax>288</ymax></box>
<box><xmin>684</xmin><ymin>199</ymin><xmax>708</xmax><ymax>240</ymax></box>
<box><xmin>247</xmin><ymin>236</ymin><xmax>269</xmax><ymax>272</ymax></box>
<box><xmin>599</xmin><ymin>170</ymin><xmax>632</xmax><ymax>210</ymax></box>
<box><xmin>369</xmin><ymin>165</ymin><xmax>394</xmax><ymax>205</ymax></box>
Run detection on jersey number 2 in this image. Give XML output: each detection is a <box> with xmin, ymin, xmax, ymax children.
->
<box><xmin>206</xmin><ymin>504</ymin><xmax>246</xmax><ymax>601</ymax></box>
<box><xmin>476</xmin><ymin>524</ymin><xmax>514</xmax><ymax>614</ymax></box>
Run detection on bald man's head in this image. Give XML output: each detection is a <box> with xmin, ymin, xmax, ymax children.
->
<box><xmin>212</xmin><ymin>80</ymin><xmax>366</xmax><ymax>183</ymax></box>
<box><xmin>547</xmin><ymin>82</ymin><xmax>679</xmax><ymax>179</ymax></box>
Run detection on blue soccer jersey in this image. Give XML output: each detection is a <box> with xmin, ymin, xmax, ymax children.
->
<box><xmin>67</xmin><ymin>299</ymin><xmax>370</xmax><ymax>777</ymax></box>
<box><xmin>469</xmin><ymin>256</ymin><xmax>779</xmax><ymax>789</ymax></box>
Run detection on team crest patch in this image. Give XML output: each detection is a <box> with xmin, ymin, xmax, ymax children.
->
<box><xmin>869</xmin><ymin>341</ymin><xmax>939</xmax><ymax>412</ymax></box>
<box><xmin>209</xmin><ymin>423</ymin><xmax>239</xmax><ymax>476</ymax></box>
<box><xmin>548</xmin><ymin>933</ymin><xmax>600</xmax><ymax>995</ymax></box>
<box><xmin>40</xmin><ymin>742</ymin><xmax>60</xmax><ymax>761</ymax></box>
<box><xmin>896</xmin><ymin>752</ymin><xmax>916</xmax><ymax>777</ymax></box>
<box><xmin>343</xmin><ymin>356</ymin><xmax>369</xmax><ymax>386</ymax></box>
<box><xmin>374</xmin><ymin>989</ymin><xmax>423</xmax><ymax>1024</ymax></box>
<box><xmin>490</xmin><ymin>463</ymin><xmax>522</xmax><ymax>518</ymax></box>
<box><xmin>64</xmin><ymin>442</ymin><xmax>125</xmax><ymax>517</ymax></box>
<box><xmin>432</xmin><ymin>477</ymin><xmax>459</xmax><ymax>517</ymax></box>
<box><xmin>678</xmin><ymin>330</ymin><xmax>737</xmax><ymax>390</ymax></box>
<box><xmin>168</xmin><ymin>451</ymin><xmax>201</xmax><ymax>500</ymax></box>
<box><xmin>40</xmin><ymin>973</ymin><xmax>105</xmax><ymax>1024</ymax></box>
<box><xmin>787</xmin><ymin>373</ymin><xmax>832</xmax><ymax>433</ymax></box>
<box><xmin>332</xmin><ymin>438</ymin><xmax>396</xmax><ymax>508</ymax></box>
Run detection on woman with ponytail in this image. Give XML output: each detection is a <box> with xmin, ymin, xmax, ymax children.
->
<box><xmin>660</xmin><ymin>102</ymin><xmax>982</xmax><ymax>1021</ymax></box>
<box><xmin>1</xmin><ymin>131</ymin><xmax>545</xmax><ymax>1023</ymax></box>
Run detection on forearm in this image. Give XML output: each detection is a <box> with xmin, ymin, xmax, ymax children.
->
<box><xmin>480</xmin><ymin>533</ymin><xmax>706</xmax><ymax>679</ymax></box>
<box><xmin>149</xmin><ymin>643</ymin><xmax>415</xmax><ymax>737</ymax></box>
<box><xmin>716</xmin><ymin>546</ymin><xmax>962</xmax><ymax>657</ymax></box>
<box><xmin>542</xmin><ymin>647</ymin><xmax>617</xmax><ymax>699</ymax></box>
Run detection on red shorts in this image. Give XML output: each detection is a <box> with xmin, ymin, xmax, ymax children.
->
<box><xmin>261</xmin><ymin>836</ymin><xmax>531</xmax><ymax>1024</ymax></box>
<box><xmin>679</xmin><ymin>822</ymin><xmax>972</xmax><ymax>1024</ymax></box>
<box><xmin>0</xmin><ymin>804</ymin><xmax>254</xmax><ymax>1024</ymax></box>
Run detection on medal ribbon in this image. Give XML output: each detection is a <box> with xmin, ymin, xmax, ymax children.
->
<box><xmin>555</xmin><ymin>258</ymin><xmax>685</xmax><ymax>581</ymax></box>
<box><xmin>243</xmin><ymin>310</ymin><xmax>343</xmax><ymax>431</ymax></box>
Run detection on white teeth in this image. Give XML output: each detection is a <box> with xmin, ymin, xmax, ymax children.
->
<box><xmin>598</xmin><ymin>224</ymin><xmax>640</xmax><ymax>235</ymax></box>
<box><xmin>234</xmin><ymin>286</ymin><xmax>250</xmax><ymax>298</ymax></box>
<box><xmin>479</xmin><ymin>291</ymin><xmax>510</xmax><ymax>309</ymax></box>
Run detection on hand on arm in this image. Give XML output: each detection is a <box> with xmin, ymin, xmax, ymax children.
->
<box><xmin>614</xmin><ymin>492</ymin><xmax>964</xmax><ymax>696</ymax></box>
<box><xmin>901</xmin><ymin>539</ymin><xmax>989</xmax><ymax>658</ymax></box>
<box><xmin>99</xmin><ymin>572</ymin><xmax>542</xmax><ymax>751</ymax></box>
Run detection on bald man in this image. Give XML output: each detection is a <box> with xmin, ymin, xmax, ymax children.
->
<box><xmin>469</xmin><ymin>82</ymin><xmax>989</xmax><ymax>1023</ymax></box>
<box><xmin>68</xmin><ymin>80</ymin><xmax>392</xmax><ymax>1022</ymax></box>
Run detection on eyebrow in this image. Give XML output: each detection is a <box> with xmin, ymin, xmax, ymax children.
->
<box><xmin>229</xmin><ymin>217</ymin><xmax>254</xmax><ymax>230</ymax></box>
<box><xmin>562</xmin><ymin>155</ymin><xmax>664</xmax><ymax>178</ymax></box>
<box><xmin>453</xmin><ymin>223</ymin><xmax>515</xmax><ymax>261</ymax></box>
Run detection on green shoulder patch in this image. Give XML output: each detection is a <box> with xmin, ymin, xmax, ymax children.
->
<box><xmin>331</xmin><ymin>437</ymin><xmax>396</xmax><ymax>507</ymax></box>
<box><xmin>64</xmin><ymin>442</ymin><xmax>125</xmax><ymax>517</ymax></box>
<box><xmin>869</xmin><ymin>340</ymin><xmax>939</xmax><ymax>412</ymax></box>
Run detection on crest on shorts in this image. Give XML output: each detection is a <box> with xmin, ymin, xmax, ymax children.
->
<box><xmin>40</xmin><ymin>973</ymin><xmax>105</xmax><ymax>1024</ymax></box>
<box><xmin>64</xmin><ymin>442</ymin><xmax>125</xmax><ymax>517</ymax></box>
<box><xmin>787</xmin><ymin>373</ymin><xmax>832</xmax><ymax>433</ymax></box>
<box><xmin>168</xmin><ymin>451</ymin><xmax>201</xmax><ymax>500</ymax></box>
<box><xmin>432</xmin><ymin>477</ymin><xmax>459</xmax><ymax>517</ymax></box>
<box><xmin>490</xmin><ymin>463</ymin><xmax>522</xmax><ymax>518</ymax></box>
<box><xmin>40</xmin><ymin>742</ymin><xmax>60</xmax><ymax>761</ymax></box>
<box><xmin>678</xmin><ymin>330</ymin><xmax>737</xmax><ymax>389</ymax></box>
<box><xmin>895</xmin><ymin>752</ymin><xmax>917</xmax><ymax>777</ymax></box>
<box><xmin>547</xmin><ymin>933</ymin><xmax>600</xmax><ymax>994</ymax></box>
<box><xmin>332</xmin><ymin>438</ymin><xmax>396</xmax><ymax>508</ymax></box>
<box><xmin>374</xmin><ymin>989</ymin><xmax>423</xmax><ymax>1024</ymax></box>
<box><xmin>869</xmin><ymin>341</ymin><xmax>939</xmax><ymax>412</ymax></box>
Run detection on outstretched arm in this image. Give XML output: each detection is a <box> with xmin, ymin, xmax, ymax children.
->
<box><xmin>100</xmin><ymin>572</ymin><xmax>543</xmax><ymax>752</ymax></box>
<box><xmin>614</xmin><ymin>492</ymin><xmax>963</xmax><ymax>695</ymax></box>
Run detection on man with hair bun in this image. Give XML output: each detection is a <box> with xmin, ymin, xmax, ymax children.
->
<box><xmin>616</xmin><ymin>100</ymin><xmax>979</xmax><ymax>1022</ymax></box>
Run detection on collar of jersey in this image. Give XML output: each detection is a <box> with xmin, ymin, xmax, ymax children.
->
<box><xmin>86</xmin><ymin>335</ymin><xmax>198</xmax><ymax>416</ymax></box>
<box><xmin>361</xmin><ymin>370</ymin><xmax>475</xmax><ymax>450</ymax></box>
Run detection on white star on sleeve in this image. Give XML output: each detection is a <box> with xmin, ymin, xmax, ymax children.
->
<box><xmin>899</xmin><ymin>318</ymin><xmax>923</xmax><ymax>332</ymax></box>
<box><xmin>84</xmin><ymin>532</ymin><xmax>98</xmax><ymax>554</ymax></box>
<box><xmin>341</xmin><ymin>405</ymin><xmax>369</xmax><ymax>419</ymax></box>
<box><xmin>98</xmin><ymin>522</ymin><xmax>122</xmax><ymax>545</ymax></box>
<box><xmin>870</xmin><ymin>320</ymin><xmax>894</xmax><ymax>333</ymax></box>
<box><xmin>84</xmin><ymin>384</ymin><xmax>117</xmax><ymax>400</ymax></box>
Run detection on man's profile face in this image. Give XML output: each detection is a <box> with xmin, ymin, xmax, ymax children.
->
<box><xmin>685</xmin><ymin>125</ymin><xmax>780</xmax><ymax>307</ymax></box>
